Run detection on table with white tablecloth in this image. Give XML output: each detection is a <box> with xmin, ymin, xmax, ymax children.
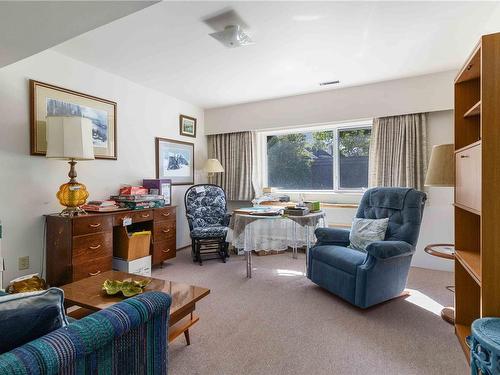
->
<box><xmin>228</xmin><ymin>211</ymin><xmax>326</xmax><ymax>278</ymax></box>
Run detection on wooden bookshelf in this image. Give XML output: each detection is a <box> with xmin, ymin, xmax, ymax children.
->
<box><xmin>454</xmin><ymin>32</ymin><xmax>500</xmax><ymax>359</ymax></box>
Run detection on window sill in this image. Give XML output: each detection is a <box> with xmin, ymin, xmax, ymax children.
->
<box><xmin>265</xmin><ymin>190</ymin><xmax>363</xmax><ymax>206</ymax></box>
<box><xmin>275</xmin><ymin>190</ymin><xmax>365</xmax><ymax>195</ymax></box>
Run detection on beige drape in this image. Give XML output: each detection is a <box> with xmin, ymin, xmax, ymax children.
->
<box><xmin>369</xmin><ymin>113</ymin><xmax>427</xmax><ymax>190</ymax></box>
<box><xmin>207</xmin><ymin>131</ymin><xmax>255</xmax><ymax>201</ymax></box>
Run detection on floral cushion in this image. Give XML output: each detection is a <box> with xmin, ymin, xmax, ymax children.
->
<box><xmin>185</xmin><ymin>185</ymin><xmax>229</xmax><ymax>239</ymax></box>
<box><xmin>191</xmin><ymin>225</ymin><xmax>228</xmax><ymax>239</ymax></box>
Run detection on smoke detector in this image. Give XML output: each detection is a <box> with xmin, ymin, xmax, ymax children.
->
<box><xmin>209</xmin><ymin>24</ymin><xmax>254</xmax><ymax>48</ymax></box>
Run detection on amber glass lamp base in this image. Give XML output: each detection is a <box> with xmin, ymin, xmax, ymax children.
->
<box><xmin>56</xmin><ymin>160</ymin><xmax>90</xmax><ymax>217</ymax></box>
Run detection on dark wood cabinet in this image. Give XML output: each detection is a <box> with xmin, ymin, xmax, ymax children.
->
<box><xmin>45</xmin><ymin>206</ymin><xmax>177</xmax><ymax>286</ymax></box>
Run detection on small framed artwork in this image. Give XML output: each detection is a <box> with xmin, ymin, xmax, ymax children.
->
<box><xmin>155</xmin><ymin>137</ymin><xmax>194</xmax><ymax>185</ymax></box>
<box><xmin>179</xmin><ymin>114</ymin><xmax>196</xmax><ymax>138</ymax></box>
<box><xmin>30</xmin><ymin>80</ymin><xmax>117</xmax><ymax>159</ymax></box>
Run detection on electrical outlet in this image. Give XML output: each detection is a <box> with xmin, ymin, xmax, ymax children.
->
<box><xmin>18</xmin><ymin>256</ymin><xmax>29</xmax><ymax>270</ymax></box>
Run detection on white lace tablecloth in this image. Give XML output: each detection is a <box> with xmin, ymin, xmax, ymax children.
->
<box><xmin>228</xmin><ymin>211</ymin><xmax>326</xmax><ymax>252</ymax></box>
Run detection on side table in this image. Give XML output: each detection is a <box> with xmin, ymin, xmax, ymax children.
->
<box><xmin>424</xmin><ymin>243</ymin><xmax>455</xmax><ymax>324</ymax></box>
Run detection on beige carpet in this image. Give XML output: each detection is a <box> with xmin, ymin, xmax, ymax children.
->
<box><xmin>153</xmin><ymin>249</ymin><xmax>468</xmax><ymax>375</ymax></box>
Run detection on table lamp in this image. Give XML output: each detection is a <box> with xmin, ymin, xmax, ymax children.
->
<box><xmin>204</xmin><ymin>158</ymin><xmax>224</xmax><ymax>180</ymax></box>
<box><xmin>46</xmin><ymin>116</ymin><xmax>95</xmax><ymax>217</ymax></box>
<box><xmin>424</xmin><ymin>143</ymin><xmax>455</xmax><ymax>324</ymax></box>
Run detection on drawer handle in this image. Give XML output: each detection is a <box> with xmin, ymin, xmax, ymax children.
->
<box><xmin>162</xmin><ymin>212</ymin><xmax>171</xmax><ymax>217</ymax></box>
<box><xmin>141</xmin><ymin>214</ymin><xmax>150</xmax><ymax>218</ymax></box>
<box><xmin>88</xmin><ymin>270</ymin><xmax>101</xmax><ymax>276</ymax></box>
<box><xmin>460</xmin><ymin>155</ymin><xmax>469</xmax><ymax>158</ymax></box>
<box><xmin>89</xmin><ymin>244</ymin><xmax>101</xmax><ymax>250</ymax></box>
<box><xmin>161</xmin><ymin>249</ymin><xmax>171</xmax><ymax>253</ymax></box>
<box><xmin>162</xmin><ymin>229</ymin><xmax>171</xmax><ymax>233</ymax></box>
<box><xmin>89</xmin><ymin>223</ymin><xmax>101</xmax><ymax>228</ymax></box>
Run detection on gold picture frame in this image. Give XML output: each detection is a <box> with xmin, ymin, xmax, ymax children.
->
<box><xmin>30</xmin><ymin>80</ymin><xmax>117</xmax><ymax>160</ymax></box>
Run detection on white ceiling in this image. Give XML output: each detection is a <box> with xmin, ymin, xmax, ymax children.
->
<box><xmin>0</xmin><ymin>1</ymin><xmax>157</xmax><ymax>68</ymax></box>
<box><xmin>53</xmin><ymin>1</ymin><xmax>500</xmax><ymax>109</ymax></box>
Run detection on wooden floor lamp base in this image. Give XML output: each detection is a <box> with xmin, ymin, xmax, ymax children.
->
<box><xmin>441</xmin><ymin>307</ymin><xmax>455</xmax><ymax>325</ymax></box>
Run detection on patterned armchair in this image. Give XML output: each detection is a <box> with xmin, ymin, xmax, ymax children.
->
<box><xmin>184</xmin><ymin>184</ymin><xmax>230</xmax><ymax>265</ymax></box>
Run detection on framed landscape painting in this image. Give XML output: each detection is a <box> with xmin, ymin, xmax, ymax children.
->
<box><xmin>30</xmin><ymin>80</ymin><xmax>117</xmax><ymax>159</ymax></box>
<box><xmin>179</xmin><ymin>114</ymin><xmax>196</xmax><ymax>138</ymax></box>
<box><xmin>155</xmin><ymin>137</ymin><xmax>194</xmax><ymax>185</ymax></box>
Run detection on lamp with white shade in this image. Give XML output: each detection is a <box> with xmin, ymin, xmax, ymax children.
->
<box><xmin>45</xmin><ymin>116</ymin><xmax>94</xmax><ymax>217</ymax></box>
<box><xmin>204</xmin><ymin>158</ymin><xmax>224</xmax><ymax>179</ymax></box>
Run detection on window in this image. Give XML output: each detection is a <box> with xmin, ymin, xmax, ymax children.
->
<box><xmin>263</xmin><ymin>122</ymin><xmax>371</xmax><ymax>192</ymax></box>
<box><xmin>337</xmin><ymin>127</ymin><xmax>371</xmax><ymax>189</ymax></box>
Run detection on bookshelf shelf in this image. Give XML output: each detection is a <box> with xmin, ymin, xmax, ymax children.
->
<box><xmin>455</xmin><ymin>250</ymin><xmax>481</xmax><ymax>285</ymax></box>
<box><xmin>455</xmin><ymin>324</ymin><xmax>472</xmax><ymax>356</ymax></box>
<box><xmin>453</xmin><ymin>202</ymin><xmax>481</xmax><ymax>216</ymax></box>
<box><xmin>454</xmin><ymin>140</ymin><xmax>482</xmax><ymax>154</ymax></box>
<box><xmin>463</xmin><ymin>101</ymin><xmax>481</xmax><ymax>118</ymax></box>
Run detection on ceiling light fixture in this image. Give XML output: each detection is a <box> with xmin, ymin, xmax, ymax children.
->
<box><xmin>319</xmin><ymin>80</ymin><xmax>340</xmax><ymax>86</ymax></box>
<box><xmin>209</xmin><ymin>24</ymin><xmax>254</xmax><ymax>48</ymax></box>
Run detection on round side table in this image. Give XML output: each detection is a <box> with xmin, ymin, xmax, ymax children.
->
<box><xmin>424</xmin><ymin>244</ymin><xmax>455</xmax><ymax>325</ymax></box>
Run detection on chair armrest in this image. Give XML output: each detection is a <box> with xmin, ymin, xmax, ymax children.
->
<box><xmin>315</xmin><ymin>227</ymin><xmax>350</xmax><ymax>246</ymax></box>
<box><xmin>365</xmin><ymin>241</ymin><xmax>414</xmax><ymax>260</ymax></box>
<box><xmin>0</xmin><ymin>292</ymin><xmax>171</xmax><ymax>374</ymax></box>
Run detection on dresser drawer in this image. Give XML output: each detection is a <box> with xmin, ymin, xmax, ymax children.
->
<box><xmin>113</xmin><ymin>210</ymin><xmax>153</xmax><ymax>226</ymax></box>
<box><xmin>72</xmin><ymin>232</ymin><xmax>112</xmax><ymax>265</ymax></box>
<box><xmin>73</xmin><ymin>215</ymin><xmax>112</xmax><ymax>236</ymax></box>
<box><xmin>152</xmin><ymin>240</ymin><xmax>176</xmax><ymax>264</ymax></box>
<box><xmin>154</xmin><ymin>220</ymin><xmax>176</xmax><ymax>242</ymax></box>
<box><xmin>154</xmin><ymin>206</ymin><xmax>176</xmax><ymax>221</ymax></box>
<box><xmin>72</xmin><ymin>256</ymin><xmax>112</xmax><ymax>281</ymax></box>
<box><xmin>456</xmin><ymin>143</ymin><xmax>481</xmax><ymax>213</ymax></box>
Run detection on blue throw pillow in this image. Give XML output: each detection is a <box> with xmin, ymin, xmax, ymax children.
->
<box><xmin>0</xmin><ymin>287</ymin><xmax>68</xmax><ymax>354</ymax></box>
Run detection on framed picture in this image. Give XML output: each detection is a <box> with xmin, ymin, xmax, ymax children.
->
<box><xmin>155</xmin><ymin>137</ymin><xmax>194</xmax><ymax>185</ymax></box>
<box><xmin>179</xmin><ymin>114</ymin><xmax>196</xmax><ymax>138</ymax></box>
<box><xmin>30</xmin><ymin>80</ymin><xmax>117</xmax><ymax>160</ymax></box>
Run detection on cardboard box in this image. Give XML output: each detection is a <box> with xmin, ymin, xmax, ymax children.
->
<box><xmin>114</xmin><ymin>226</ymin><xmax>151</xmax><ymax>260</ymax></box>
<box><xmin>113</xmin><ymin>255</ymin><xmax>151</xmax><ymax>277</ymax></box>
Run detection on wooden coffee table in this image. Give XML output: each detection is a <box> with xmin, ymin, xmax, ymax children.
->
<box><xmin>60</xmin><ymin>270</ymin><xmax>210</xmax><ymax>345</ymax></box>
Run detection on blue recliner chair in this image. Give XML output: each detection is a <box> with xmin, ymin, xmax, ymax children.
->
<box><xmin>307</xmin><ymin>187</ymin><xmax>427</xmax><ymax>309</ymax></box>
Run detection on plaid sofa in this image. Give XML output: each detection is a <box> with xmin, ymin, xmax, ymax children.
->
<box><xmin>0</xmin><ymin>291</ymin><xmax>171</xmax><ymax>375</ymax></box>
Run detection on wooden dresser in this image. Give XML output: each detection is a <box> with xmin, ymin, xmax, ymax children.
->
<box><xmin>45</xmin><ymin>206</ymin><xmax>176</xmax><ymax>287</ymax></box>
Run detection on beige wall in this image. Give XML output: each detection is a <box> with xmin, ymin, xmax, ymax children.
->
<box><xmin>0</xmin><ymin>49</ymin><xmax>207</xmax><ymax>284</ymax></box>
<box><xmin>205</xmin><ymin>70</ymin><xmax>455</xmax><ymax>134</ymax></box>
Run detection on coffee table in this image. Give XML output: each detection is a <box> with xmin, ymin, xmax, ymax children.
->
<box><xmin>60</xmin><ymin>270</ymin><xmax>210</xmax><ymax>345</ymax></box>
